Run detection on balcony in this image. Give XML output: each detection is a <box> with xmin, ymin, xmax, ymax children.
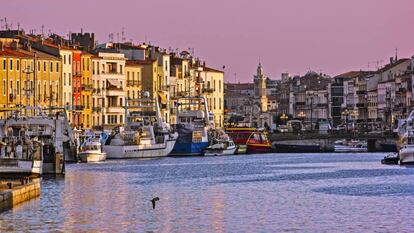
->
<box><xmin>396</xmin><ymin>88</ymin><xmax>407</xmax><ymax>93</ymax></box>
<box><xmin>105</xmin><ymin>86</ymin><xmax>124</xmax><ymax>96</ymax></box>
<box><xmin>127</xmin><ymin>80</ymin><xmax>141</xmax><ymax>87</ymax></box>
<box><xmin>295</xmin><ymin>101</ymin><xmax>305</xmax><ymax>106</ymax></box>
<box><xmin>81</xmin><ymin>84</ymin><xmax>93</xmax><ymax>91</ymax></box>
<box><xmin>73</xmin><ymin>105</ymin><xmax>84</xmax><ymax>111</ymax></box>
<box><xmin>92</xmin><ymin>106</ymin><xmax>102</xmax><ymax>112</ymax></box>
<box><xmin>356</xmin><ymin>90</ymin><xmax>367</xmax><ymax>95</ymax></box>
<box><xmin>356</xmin><ymin>103</ymin><xmax>367</xmax><ymax>108</ymax></box>
<box><xmin>202</xmin><ymin>88</ymin><xmax>215</xmax><ymax>94</ymax></box>
<box><xmin>161</xmin><ymin>85</ymin><xmax>170</xmax><ymax>92</ymax></box>
<box><xmin>106</xmin><ymin>105</ymin><xmax>124</xmax><ymax>113</ymax></box>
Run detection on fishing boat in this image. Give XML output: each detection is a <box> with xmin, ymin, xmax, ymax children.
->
<box><xmin>170</xmin><ymin>96</ymin><xmax>210</xmax><ymax>156</ymax></box>
<box><xmin>0</xmin><ymin>107</ymin><xmax>72</xmax><ymax>175</ymax></box>
<box><xmin>103</xmin><ymin>92</ymin><xmax>178</xmax><ymax>159</ymax></box>
<box><xmin>204</xmin><ymin>130</ymin><xmax>237</xmax><ymax>156</ymax></box>
<box><xmin>399</xmin><ymin>130</ymin><xmax>414</xmax><ymax>165</ymax></box>
<box><xmin>225</xmin><ymin>127</ymin><xmax>272</xmax><ymax>154</ymax></box>
<box><xmin>78</xmin><ymin>137</ymin><xmax>106</xmax><ymax>163</ymax></box>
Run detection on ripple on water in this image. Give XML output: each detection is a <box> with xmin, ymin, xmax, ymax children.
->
<box><xmin>314</xmin><ymin>183</ymin><xmax>414</xmax><ymax>197</ymax></box>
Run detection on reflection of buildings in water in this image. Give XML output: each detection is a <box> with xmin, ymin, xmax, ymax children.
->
<box><xmin>210</xmin><ymin>185</ymin><xmax>225</xmax><ymax>232</ymax></box>
<box><xmin>61</xmin><ymin>171</ymin><xmax>132</xmax><ymax>232</ymax></box>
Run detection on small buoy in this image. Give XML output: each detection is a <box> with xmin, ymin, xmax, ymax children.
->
<box><xmin>151</xmin><ymin>197</ymin><xmax>160</xmax><ymax>209</ymax></box>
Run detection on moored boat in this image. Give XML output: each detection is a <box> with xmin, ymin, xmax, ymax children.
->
<box><xmin>225</xmin><ymin>127</ymin><xmax>272</xmax><ymax>154</ymax></box>
<box><xmin>79</xmin><ymin>138</ymin><xmax>106</xmax><ymax>163</ymax></box>
<box><xmin>399</xmin><ymin>144</ymin><xmax>414</xmax><ymax>165</ymax></box>
<box><xmin>170</xmin><ymin>96</ymin><xmax>210</xmax><ymax>156</ymax></box>
<box><xmin>103</xmin><ymin>92</ymin><xmax>178</xmax><ymax>159</ymax></box>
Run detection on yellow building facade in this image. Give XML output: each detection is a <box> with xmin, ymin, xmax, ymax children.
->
<box><xmin>0</xmin><ymin>42</ymin><xmax>61</xmax><ymax>119</ymax></box>
<box><xmin>125</xmin><ymin>61</ymin><xmax>143</xmax><ymax>104</ymax></box>
<box><xmin>81</xmin><ymin>53</ymin><xmax>93</xmax><ymax>129</ymax></box>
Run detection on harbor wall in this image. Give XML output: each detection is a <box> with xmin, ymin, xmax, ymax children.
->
<box><xmin>0</xmin><ymin>178</ymin><xmax>41</xmax><ymax>212</ymax></box>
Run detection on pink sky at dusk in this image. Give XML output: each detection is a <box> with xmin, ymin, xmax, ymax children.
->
<box><xmin>1</xmin><ymin>0</ymin><xmax>413</xmax><ymax>82</ymax></box>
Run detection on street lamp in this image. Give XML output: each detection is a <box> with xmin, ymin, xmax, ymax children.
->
<box><xmin>342</xmin><ymin>109</ymin><xmax>349</xmax><ymax>132</ymax></box>
<box><xmin>298</xmin><ymin>111</ymin><xmax>306</xmax><ymax>124</ymax></box>
<box><xmin>280</xmin><ymin>113</ymin><xmax>288</xmax><ymax>125</ymax></box>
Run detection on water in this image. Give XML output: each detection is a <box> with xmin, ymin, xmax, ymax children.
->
<box><xmin>1</xmin><ymin>153</ymin><xmax>414</xmax><ymax>232</ymax></box>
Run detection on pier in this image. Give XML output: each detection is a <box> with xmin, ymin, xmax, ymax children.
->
<box><xmin>269</xmin><ymin>131</ymin><xmax>397</xmax><ymax>152</ymax></box>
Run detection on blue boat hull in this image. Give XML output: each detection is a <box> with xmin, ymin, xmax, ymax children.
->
<box><xmin>171</xmin><ymin>142</ymin><xmax>209</xmax><ymax>156</ymax></box>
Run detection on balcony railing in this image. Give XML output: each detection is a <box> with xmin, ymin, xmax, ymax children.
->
<box><xmin>295</xmin><ymin>101</ymin><xmax>305</xmax><ymax>106</ymax></box>
<box><xmin>92</xmin><ymin>106</ymin><xmax>102</xmax><ymax>112</ymax></box>
<box><xmin>74</xmin><ymin>105</ymin><xmax>84</xmax><ymax>111</ymax></box>
<box><xmin>106</xmin><ymin>86</ymin><xmax>123</xmax><ymax>91</ymax></box>
<box><xmin>202</xmin><ymin>88</ymin><xmax>215</xmax><ymax>94</ymax></box>
<box><xmin>81</xmin><ymin>84</ymin><xmax>93</xmax><ymax>91</ymax></box>
<box><xmin>356</xmin><ymin>90</ymin><xmax>367</xmax><ymax>95</ymax></box>
<box><xmin>127</xmin><ymin>80</ymin><xmax>141</xmax><ymax>87</ymax></box>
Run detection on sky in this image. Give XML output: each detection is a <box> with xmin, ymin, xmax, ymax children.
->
<box><xmin>1</xmin><ymin>0</ymin><xmax>413</xmax><ymax>82</ymax></box>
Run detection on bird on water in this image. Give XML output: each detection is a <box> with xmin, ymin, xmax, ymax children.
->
<box><xmin>151</xmin><ymin>197</ymin><xmax>160</xmax><ymax>209</ymax></box>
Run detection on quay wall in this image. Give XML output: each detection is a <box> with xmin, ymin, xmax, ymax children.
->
<box><xmin>0</xmin><ymin>178</ymin><xmax>41</xmax><ymax>212</ymax></box>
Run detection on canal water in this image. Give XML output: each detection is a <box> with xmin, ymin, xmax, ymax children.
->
<box><xmin>1</xmin><ymin>153</ymin><xmax>414</xmax><ymax>232</ymax></box>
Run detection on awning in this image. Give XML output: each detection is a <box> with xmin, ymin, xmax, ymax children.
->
<box><xmin>158</xmin><ymin>92</ymin><xmax>168</xmax><ymax>104</ymax></box>
<box><xmin>107</xmin><ymin>79</ymin><xmax>121</xmax><ymax>87</ymax></box>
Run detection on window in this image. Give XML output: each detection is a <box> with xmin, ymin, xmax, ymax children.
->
<box><xmin>16</xmin><ymin>60</ymin><xmax>20</xmax><ymax>71</ymax></box>
<box><xmin>37</xmin><ymin>61</ymin><xmax>40</xmax><ymax>71</ymax></box>
<box><xmin>132</xmin><ymin>72</ymin><xmax>134</xmax><ymax>81</ymax></box>
<box><xmin>64</xmin><ymin>73</ymin><xmax>66</xmax><ymax>86</ymax></box>
<box><xmin>56</xmin><ymin>63</ymin><xmax>59</xmax><ymax>72</ymax></box>
<box><xmin>82</xmin><ymin>58</ymin><xmax>85</xmax><ymax>71</ymax></box>
<box><xmin>17</xmin><ymin>80</ymin><xmax>20</xmax><ymax>95</ymax></box>
<box><xmin>10</xmin><ymin>60</ymin><xmax>13</xmax><ymax>71</ymax></box>
<box><xmin>69</xmin><ymin>55</ymin><xmax>71</xmax><ymax>64</ymax></box>
<box><xmin>120</xmin><ymin>65</ymin><xmax>123</xmax><ymax>74</ymax></box>
<box><xmin>64</xmin><ymin>55</ymin><xmax>66</xmax><ymax>65</ymax></box>
<box><xmin>87</xmin><ymin>59</ymin><xmax>90</xmax><ymax>71</ymax></box>
<box><xmin>2</xmin><ymin>60</ymin><xmax>6</xmax><ymax>70</ymax></box>
<box><xmin>43</xmin><ymin>81</ymin><xmax>47</xmax><ymax>100</ymax></box>
<box><xmin>3</xmin><ymin>80</ymin><xmax>6</xmax><ymax>96</ymax></box>
<box><xmin>50</xmin><ymin>62</ymin><xmax>53</xmax><ymax>72</ymax></box>
<box><xmin>9</xmin><ymin>81</ymin><xmax>13</xmax><ymax>96</ymax></box>
<box><xmin>43</xmin><ymin>62</ymin><xmax>47</xmax><ymax>72</ymax></box>
<box><xmin>69</xmin><ymin>73</ymin><xmax>71</xmax><ymax>85</ymax></box>
<box><xmin>127</xmin><ymin>71</ymin><xmax>130</xmax><ymax>81</ymax></box>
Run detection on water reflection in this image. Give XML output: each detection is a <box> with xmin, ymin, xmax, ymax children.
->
<box><xmin>1</xmin><ymin>153</ymin><xmax>414</xmax><ymax>232</ymax></box>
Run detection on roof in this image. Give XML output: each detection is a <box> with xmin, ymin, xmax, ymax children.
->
<box><xmin>377</xmin><ymin>58</ymin><xmax>410</xmax><ymax>74</ymax></box>
<box><xmin>126</xmin><ymin>59</ymin><xmax>156</xmax><ymax>66</ymax></box>
<box><xmin>334</xmin><ymin>71</ymin><xmax>372</xmax><ymax>79</ymax></box>
<box><xmin>202</xmin><ymin>66</ymin><xmax>224</xmax><ymax>73</ymax></box>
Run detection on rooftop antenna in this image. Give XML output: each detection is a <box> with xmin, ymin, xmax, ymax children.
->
<box><xmin>41</xmin><ymin>25</ymin><xmax>45</xmax><ymax>37</ymax></box>
<box><xmin>116</xmin><ymin>32</ymin><xmax>120</xmax><ymax>43</ymax></box>
<box><xmin>121</xmin><ymin>27</ymin><xmax>126</xmax><ymax>42</ymax></box>
<box><xmin>4</xmin><ymin>17</ymin><xmax>8</xmax><ymax>30</ymax></box>
<box><xmin>17</xmin><ymin>22</ymin><xmax>20</xmax><ymax>31</ymax></box>
<box><xmin>108</xmin><ymin>33</ymin><xmax>114</xmax><ymax>43</ymax></box>
<box><xmin>0</xmin><ymin>18</ymin><xmax>3</xmax><ymax>29</ymax></box>
<box><xmin>395</xmin><ymin>48</ymin><xmax>398</xmax><ymax>61</ymax></box>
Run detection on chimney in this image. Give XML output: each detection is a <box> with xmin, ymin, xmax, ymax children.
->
<box><xmin>11</xmin><ymin>41</ymin><xmax>18</xmax><ymax>50</ymax></box>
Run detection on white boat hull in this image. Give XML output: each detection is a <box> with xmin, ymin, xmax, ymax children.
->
<box><xmin>103</xmin><ymin>139</ymin><xmax>177</xmax><ymax>159</ymax></box>
<box><xmin>204</xmin><ymin>146</ymin><xmax>237</xmax><ymax>156</ymax></box>
<box><xmin>79</xmin><ymin>152</ymin><xmax>107</xmax><ymax>163</ymax></box>
<box><xmin>18</xmin><ymin>160</ymin><xmax>43</xmax><ymax>175</ymax></box>
<box><xmin>399</xmin><ymin>147</ymin><xmax>414</xmax><ymax>164</ymax></box>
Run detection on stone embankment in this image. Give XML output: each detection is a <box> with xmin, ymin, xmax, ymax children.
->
<box><xmin>0</xmin><ymin>178</ymin><xmax>41</xmax><ymax>212</ymax></box>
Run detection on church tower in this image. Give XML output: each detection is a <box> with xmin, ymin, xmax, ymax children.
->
<box><xmin>253</xmin><ymin>63</ymin><xmax>268</xmax><ymax>112</ymax></box>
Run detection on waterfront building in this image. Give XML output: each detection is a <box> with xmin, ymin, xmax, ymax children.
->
<box><xmin>80</xmin><ymin>52</ymin><xmax>93</xmax><ymax>129</ymax></box>
<box><xmin>125</xmin><ymin>60</ymin><xmax>143</xmax><ymax>108</ymax></box>
<box><xmin>0</xmin><ymin>40</ymin><xmax>61</xmax><ymax>119</ymax></box>
<box><xmin>200</xmin><ymin>66</ymin><xmax>225</xmax><ymax>128</ymax></box>
<box><xmin>91</xmin><ymin>51</ymin><xmax>126</xmax><ymax>129</ymax></box>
